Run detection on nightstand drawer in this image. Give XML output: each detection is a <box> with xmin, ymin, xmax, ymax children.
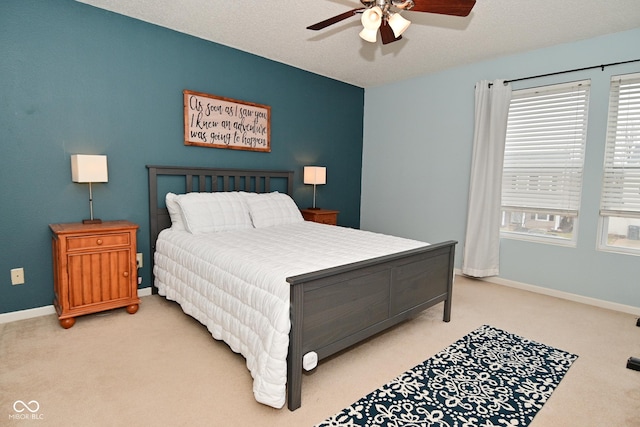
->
<box><xmin>66</xmin><ymin>233</ymin><xmax>131</xmax><ymax>251</ymax></box>
<box><xmin>301</xmin><ymin>209</ymin><xmax>339</xmax><ymax>225</ymax></box>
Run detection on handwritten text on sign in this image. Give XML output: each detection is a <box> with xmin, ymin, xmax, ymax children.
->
<box><xmin>183</xmin><ymin>90</ymin><xmax>271</xmax><ymax>152</ymax></box>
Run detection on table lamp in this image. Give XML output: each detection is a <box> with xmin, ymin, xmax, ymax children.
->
<box><xmin>303</xmin><ymin>166</ymin><xmax>326</xmax><ymax>209</ymax></box>
<box><xmin>71</xmin><ymin>154</ymin><xmax>108</xmax><ymax>224</ymax></box>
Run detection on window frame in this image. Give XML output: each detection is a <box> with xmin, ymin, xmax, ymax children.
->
<box><xmin>598</xmin><ymin>72</ymin><xmax>640</xmax><ymax>256</ymax></box>
<box><xmin>500</xmin><ymin>80</ymin><xmax>591</xmax><ymax>246</ymax></box>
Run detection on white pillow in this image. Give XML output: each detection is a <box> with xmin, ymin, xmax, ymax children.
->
<box><xmin>165</xmin><ymin>193</ymin><xmax>185</xmax><ymax>231</ymax></box>
<box><xmin>247</xmin><ymin>192</ymin><xmax>303</xmax><ymax>228</ymax></box>
<box><xmin>175</xmin><ymin>192</ymin><xmax>253</xmax><ymax>234</ymax></box>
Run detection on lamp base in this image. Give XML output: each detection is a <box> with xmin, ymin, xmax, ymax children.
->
<box><xmin>82</xmin><ymin>218</ymin><xmax>103</xmax><ymax>224</ymax></box>
<box><xmin>306</xmin><ymin>207</ymin><xmax>321</xmax><ymax>210</ymax></box>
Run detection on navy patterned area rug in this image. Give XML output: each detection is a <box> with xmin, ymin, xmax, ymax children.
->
<box><xmin>316</xmin><ymin>325</ymin><xmax>578</xmax><ymax>427</ymax></box>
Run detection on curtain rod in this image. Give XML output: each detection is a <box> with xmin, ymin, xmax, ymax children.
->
<box><xmin>489</xmin><ymin>58</ymin><xmax>640</xmax><ymax>87</ymax></box>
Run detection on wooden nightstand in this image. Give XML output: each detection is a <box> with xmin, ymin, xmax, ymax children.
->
<box><xmin>50</xmin><ymin>220</ymin><xmax>140</xmax><ymax>329</ymax></box>
<box><xmin>300</xmin><ymin>209</ymin><xmax>339</xmax><ymax>225</ymax></box>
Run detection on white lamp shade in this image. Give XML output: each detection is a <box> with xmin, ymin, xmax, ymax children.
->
<box><xmin>361</xmin><ymin>6</ymin><xmax>383</xmax><ymax>30</ymax></box>
<box><xmin>71</xmin><ymin>154</ymin><xmax>108</xmax><ymax>183</ymax></box>
<box><xmin>359</xmin><ymin>27</ymin><xmax>378</xmax><ymax>43</ymax></box>
<box><xmin>388</xmin><ymin>13</ymin><xmax>411</xmax><ymax>37</ymax></box>
<box><xmin>303</xmin><ymin>166</ymin><xmax>326</xmax><ymax>185</ymax></box>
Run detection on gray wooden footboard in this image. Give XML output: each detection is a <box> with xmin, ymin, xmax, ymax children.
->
<box><xmin>286</xmin><ymin>239</ymin><xmax>457</xmax><ymax>411</ymax></box>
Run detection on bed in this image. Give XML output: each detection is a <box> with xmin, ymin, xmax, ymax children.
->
<box><xmin>147</xmin><ymin>165</ymin><xmax>457</xmax><ymax>410</ymax></box>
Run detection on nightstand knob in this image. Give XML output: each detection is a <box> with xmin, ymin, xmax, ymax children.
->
<box><xmin>123</xmin><ymin>271</ymin><xmax>129</xmax><ymax>277</ymax></box>
<box><xmin>96</xmin><ymin>239</ymin><xmax>103</xmax><ymax>245</ymax></box>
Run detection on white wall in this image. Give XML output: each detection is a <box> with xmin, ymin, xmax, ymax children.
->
<box><xmin>361</xmin><ymin>28</ymin><xmax>640</xmax><ymax>309</ymax></box>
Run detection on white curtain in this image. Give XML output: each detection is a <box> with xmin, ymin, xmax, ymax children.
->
<box><xmin>462</xmin><ymin>79</ymin><xmax>512</xmax><ymax>278</ymax></box>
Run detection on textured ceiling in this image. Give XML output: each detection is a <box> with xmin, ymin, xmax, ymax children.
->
<box><xmin>76</xmin><ymin>0</ymin><xmax>640</xmax><ymax>88</ymax></box>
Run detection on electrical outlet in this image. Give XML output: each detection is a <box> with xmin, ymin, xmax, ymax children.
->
<box><xmin>136</xmin><ymin>253</ymin><xmax>143</xmax><ymax>268</ymax></box>
<box><xmin>11</xmin><ymin>268</ymin><xmax>25</xmax><ymax>285</ymax></box>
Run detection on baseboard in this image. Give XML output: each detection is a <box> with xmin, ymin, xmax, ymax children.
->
<box><xmin>455</xmin><ymin>269</ymin><xmax>640</xmax><ymax>316</ymax></box>
<box><xmin>5</xmin><ymin>275</ymin><xmax>639</xmax><ymax>323</ymax></box>
<box><xmin>0</xmin><ymin>305</ymin><xmax>57</xmax><ymax>323</ymax></box>
<box><xmin>0</xmin><ymin>287</ymin><xmax>154</xmax><ymax>324</ymax></box>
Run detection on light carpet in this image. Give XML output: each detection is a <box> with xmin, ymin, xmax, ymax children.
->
<box><xmin>1</xmin><ymin>276</ymin><xmax>638</xmax><ymax>426</ymax></box>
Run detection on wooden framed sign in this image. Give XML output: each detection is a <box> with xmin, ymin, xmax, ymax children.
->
<box><xmin>183</xmin><ymin>90</ymin><xmax>271</xmax><ymax>152</ymax></box>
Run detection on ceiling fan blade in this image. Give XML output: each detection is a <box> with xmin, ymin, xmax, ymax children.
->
<box><xmin>410</xmin><ymin>0</ymin><xmax>476</xmax><ymax>17</ymax></box>
<box><xmin>380</xmin><ymin>20</ymin><xmax>402</xmax><ymax>45</ymax></box>
<box><xmin>307</xmin><ymin>8</ymin><xmax>365</xmax><ymax>30</ymax></box>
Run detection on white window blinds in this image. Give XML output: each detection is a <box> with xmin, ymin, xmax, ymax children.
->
<box><xmin>600</xmin><ymin>73</ymin><xmax>640</xmax><ymax>219</ymax></box>
<box><xmin>502</xmin><ymin>80</ymin><xmax>590</xmax><ymax>216</ymax></box>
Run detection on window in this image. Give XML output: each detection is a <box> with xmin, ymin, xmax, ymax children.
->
<box><xmin>500</xmin><ymin>80</ymin><xmax>590</xmax><ymax>245</ymax></box>
<box><xmin>599</xmin><ymin>72</ymin><xmax>640</xmax><ymax>255</ymax></box>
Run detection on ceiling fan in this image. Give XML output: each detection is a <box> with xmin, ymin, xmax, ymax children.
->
<box><xmin>307</xmin><ymin>0</ymin><xmax>476</xmax><ymax>45</ymax></box>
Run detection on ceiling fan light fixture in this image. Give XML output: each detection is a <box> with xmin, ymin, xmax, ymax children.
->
<box><xmin>360</xmin><ymin>6</ymin><xmax>382</xmax><ymax>43</ymax></box>
<box><xmin>308</xmin><ymin>0</ymin><xmax>476</xmax><ymax>45</ymax></box>
<box><xmin>387</xmin><ymin>12</ymin><xmax>411</xmax><ymax>37</ymax></box>
<box><xmin>361</xmin><ymin>6</ymin><xmax>383</xmax><ymax>30</ymax></box>
<box><xmin>359</xmin><ymin>27</ymin><xmax>378</xmax><ymax>43</ymax></box>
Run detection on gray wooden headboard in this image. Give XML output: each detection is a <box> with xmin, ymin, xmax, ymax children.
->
<box><xmin>146</xmin><ymin>165</ymin><xmax>294</xmax><ymax>283</ymax></box>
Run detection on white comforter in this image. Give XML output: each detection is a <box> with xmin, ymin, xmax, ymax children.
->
<box><xmin>153</xmin><ymin>221</ymin><xmax>427</xmax><ymax>408</ymax></box>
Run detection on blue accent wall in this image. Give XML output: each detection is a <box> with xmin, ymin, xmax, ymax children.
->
<box><xmin>0</xmin><ymin>0</ymin><xmax>364</xmax><ymax>313</ymax></box>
